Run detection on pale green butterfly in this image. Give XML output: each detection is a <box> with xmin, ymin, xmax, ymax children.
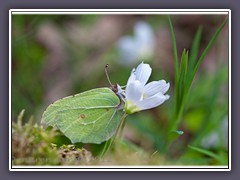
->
<box><xmin>41</xmin><ymin>65</ymin><xmax>126</xmax><ymax>144</ymax></box>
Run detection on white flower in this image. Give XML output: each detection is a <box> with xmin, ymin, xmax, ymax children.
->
<box><xmin>117</xmin><ymin>21</ymin><xmax>155</xmax><ymax>66</ymax></box>
<box><xmin>124</xmin><ymin>62</ymin><xmax>170</xmax><ymax>114</ymax></box>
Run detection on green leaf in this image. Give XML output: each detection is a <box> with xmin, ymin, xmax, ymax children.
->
<box><xmin>168</xmin><ymin>130</ymin><xmax>184</xmax><ymax>142</ymax></box>
<box><xmin>175</xmin><ymin>130</ymin><xmax>184</xmax><ymax>135</ymax></box>
<box><xmin>41</xmin><ymin>88</ymin><xmax>125</xmax><ymax>144</ymax></box>
<box><xmin>168</xmin><ymin>16</ymin><xmax>179</xmax><ymax>78</ymax></box>
<box><xmin>187</xmin><ymin>18</ymin><xmax>228</xmax><ymax>91</ymax></box>
<box><xmin>178</xmin><ymin>49</ymin><xmax>188</xmax><ymax>108</ymax></box>
<box><xmin>188</xmin><ymin>145</ymin><xmax>227</xmax><ymax>165</ymax></box>
<box><xmin>170</xmin><ymin>49</ymin><xmax>189</xmax><ymax>132</ymax></box>
<box><xmin>166</xmin><ymin>18</ymin><xmax>228</xmax><ymax>152</ymax></box>
<box><xmin>168</xmin><ymin>16</ymin><xmax>179</xmax><ymax>117</ymax></box>
<box><xmin>187</xmin><ymin>27</ymin><xmax>202</xmax><ymax>84</ymax></box>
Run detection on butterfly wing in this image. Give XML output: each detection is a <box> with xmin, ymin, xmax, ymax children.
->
<box><xmin>41</xmin><ymin>88</ymin><xmax>124</xmax><ymax>144</ymax></box>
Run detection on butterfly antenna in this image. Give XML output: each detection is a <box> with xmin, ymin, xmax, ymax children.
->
<box><xmin>105</xmin><ymin>64</ymin><xmax>113</xmax><ymax>86</ymax></box>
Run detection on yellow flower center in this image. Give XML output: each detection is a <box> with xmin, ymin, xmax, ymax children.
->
<box><xmin>124</xmin><ymin>100</ymin><xmax>140</xmax><ymax>114</ymax></box>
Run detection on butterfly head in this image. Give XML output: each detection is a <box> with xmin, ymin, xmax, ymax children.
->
<box><xmin>105</xmin><ymin>64</ymin><xmax>126</xmax><ymax>109</ymax></box>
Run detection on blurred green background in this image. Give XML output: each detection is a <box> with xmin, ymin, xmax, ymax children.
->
<box><xmin>12</xmin><ymin>14</ymin><xmax>229</xmax><ymax>165</ymax></box>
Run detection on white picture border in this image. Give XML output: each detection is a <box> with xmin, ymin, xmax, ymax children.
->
<box><xmin>9</xmin><ymin>9</ymin><xmax>231</xmax><ymax>171</ymax></box>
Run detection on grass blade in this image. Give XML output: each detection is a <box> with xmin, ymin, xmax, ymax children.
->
<box><xmin>188</xmin><ymin>145</ymin><xmax>227</xmax><ymax>165</ymax></box>
<box><xmin>189</xmin><ymin>27</ymin><xmax>202</xmax><ymax>69</ymax></box>
<box><xmin>187</xmin><ymin>27</ymin><xmax>202</xmax><ymax>84</ymax></box>
<box><xmin>177</xmin><ymin>49</ymin><xmax>188</xmax><ymax>109</ymax></box>
<box><xmin>171</xmin><ymin>49</ymin><xmax>188</xmax><ymax>131</ymax></box>
<box><xmin>167</xmin><ymin>15</ymin><xmax>179</xmax><ymax>120</ymax></box>
<box><xmin>187</xmin><ymin>18</ymin><xmax>228</xmax><ymax>90</ymax></box>
<box><xmin>168</xmin><ymin>16</ymin><xmax>179</xmax><ymax>77</ymax></box>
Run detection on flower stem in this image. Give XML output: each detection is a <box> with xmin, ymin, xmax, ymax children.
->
<box><xmin>100</xmin><ymin>113</ymin><xmax>127</xmax><ymax>157</ymax></box>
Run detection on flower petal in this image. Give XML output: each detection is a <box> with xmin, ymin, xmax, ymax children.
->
<box><xmin>137</xmin><ymin>92</ymin><xmax>170</xmax><ymax>111</ymax></box>
<box><xmin>126</xmin><ymin>68</ymin><xmax>136</xmax><ymax>86</ymax></box>
<box><xmin>135</xmin><ymin>62</ymin><xmax>152</xmax><ymax>85</ymax></box>
<box><xmin>126</xmin><ymin>80</ymin><xmax>143</xmax><ymax>103</ymax></box>
<box><xmin>143</xmin><ymin>80</ymin><xmax>170</xmax><ymax>97</ymax></box>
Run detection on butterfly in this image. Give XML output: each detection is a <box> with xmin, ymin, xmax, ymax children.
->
<box><xmin>41</xmin><ymin>65</ymin><xmax>126</xmax><ymax>144</ymax></box>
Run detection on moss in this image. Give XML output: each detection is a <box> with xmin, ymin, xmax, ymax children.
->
<box><xmin>12</xmin><ymin>110</ymin><xmax>60</xmax><ymax>165</ymax></box>
<box><xmin>12</xmin><ymin>110</ymin><xmax>169</xmax><ymax>165</ymax></box>
<box><xmin>57</xmin><ymin>145</ymin><xmax>93</xmax><ymax>165</ymax></box>
<box><xmin>12</xmin><ymin>110</ymin><xmax>93</xmax><ymax>165</ymax></box>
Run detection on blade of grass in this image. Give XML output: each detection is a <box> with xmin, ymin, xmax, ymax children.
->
<box><xmin>178</xmin><ymin>49</ymin><xmax>188</xmax><ymax>104</ymax></box>
<box><xmin>166</xmin><ymin>18</ymin><xmax>228</xmax><ymax>153</ymax></box>
<box><xmin>186</xmin><ymin>18</ymin><xmax>228</xmax><ymax>91</ymax></box>
<box><xmin>187</xmin><ymin>27</ymin><xmax>202</xmax><ymax>84</ymax></box>
<box><xmin>168</xmin><ymin>16</ymin><xmax>179</xmax><ymax>77</ymax></box>
<box><xmin>168</xmin><ymin>15</ymin><xmax>179</xmax><ymax>123</ymax></box>
<box><xmin>189</xmin><ymin>27</ymin><xmax>202</xmax><ymax>69</ymax></box>
<box><xmin>188</xmin><ymin>145</ymin><xmax>227</xmax><ymax>165</ymax></box>
<box><xmin>166</xmin><ymin>50</ymin><xmax>188</xmax><ymax>149</ymax></box>
<box><xmin>171</xmin><ymin>49</ymin><xmax>188</xmax><ymax>131</ymax></box>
